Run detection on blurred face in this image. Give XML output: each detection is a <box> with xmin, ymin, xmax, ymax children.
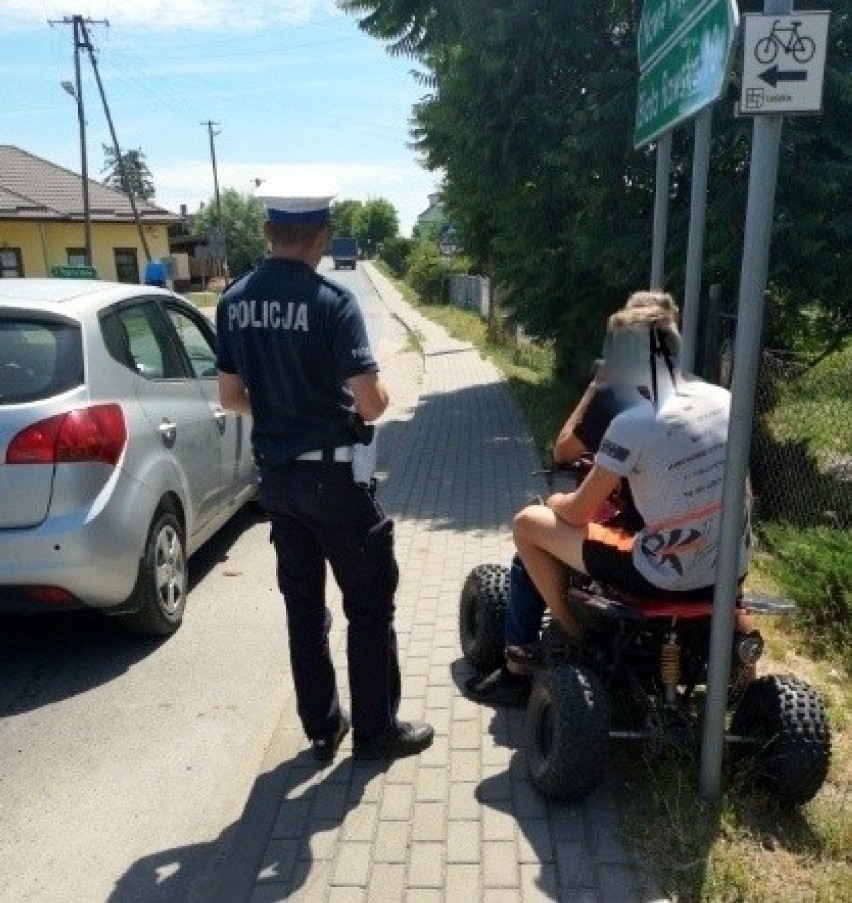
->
<box><xmin>600</xmin><ymin>326</ymin><xmax>651</xmax><ymax>389</ymax></box>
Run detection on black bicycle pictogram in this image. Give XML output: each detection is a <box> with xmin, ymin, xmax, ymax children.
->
<box><xmin>754</xmin><ymin>19</ymin><xmax>816</xmax><ymax>64</ymax></box>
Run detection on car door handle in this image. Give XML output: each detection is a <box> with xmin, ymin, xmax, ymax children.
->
<box><xmin>210</xmin><ymin>403</ymin><xmax>227</xmax><ymax>432</ymax></box>
<box><xmin>158</xmin><ymin>420</ymin><xmax>177</xmax><ymax>447</ymax></box>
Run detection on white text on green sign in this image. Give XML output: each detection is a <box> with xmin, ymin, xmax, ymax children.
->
<box><xmin>634</xmin><ymin>0</ymin><xmax>737</xmax><ymax>148</ymax></box>
<box><xmin>638</xmin><ymin>0</ymin><xmax>721</xmax><ymax>71</ymax></box>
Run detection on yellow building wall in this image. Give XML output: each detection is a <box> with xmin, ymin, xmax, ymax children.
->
<box><xmin>0</xmin><ymin>220</ymin><xmax>171</xmax><ymax>281</ymax></box>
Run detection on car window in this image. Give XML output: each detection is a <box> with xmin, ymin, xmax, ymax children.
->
<box><xmin>115</xmin><ymin>303</ymin><xmax>187</xmax><ymax>379</ymax></box>
<box><xmin>166</xmin><ymin>306</ymin><xmax>218</xmax><ymax>379</ymax></box>
<box><xmin>0</xmin><ymin>318</ymin><xmax>83</xmax><ymax>405</ymax></box>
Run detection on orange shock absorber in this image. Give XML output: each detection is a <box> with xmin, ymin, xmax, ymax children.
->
<box><xmin>660</xmin><ymin>627</ymin><xmax>681</xmax><ymax>705</ymax></box>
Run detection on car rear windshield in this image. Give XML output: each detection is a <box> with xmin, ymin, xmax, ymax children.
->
<box><xmin>0</xmin><ymin>317</ymin><xmax>84</xmax><ymax>405</ymax></box>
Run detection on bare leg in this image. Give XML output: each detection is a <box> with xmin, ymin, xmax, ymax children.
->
<box><xmin>512</xmin><ymin>505</ymin><xmax>589</xmax><ymax>638</ymax></box>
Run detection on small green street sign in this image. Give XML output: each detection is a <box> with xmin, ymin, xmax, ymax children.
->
<box><xmin>634</xmin><ymin>0</ymin><xmax>738</xmax><ymax>149</ymax></box>
<box><xmin>50</xmin><ymin>265</ymin><xmax>98</xmax><ymax>279</ymax></box>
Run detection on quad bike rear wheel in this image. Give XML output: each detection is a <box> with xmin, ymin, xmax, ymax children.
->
<box><xmin>730</xmin><ymin>673</ymin><xmax>831</xmax><ymax>806</ymax></box>
<box><xmin>525</xmin><ymin>663</ymin><xmax>610</xmax><ymax>801</ymax></box>
<box><xmin>459</xmin><ymin>564</ymin><xmax>509</xmax><ymax>672</ymax></box>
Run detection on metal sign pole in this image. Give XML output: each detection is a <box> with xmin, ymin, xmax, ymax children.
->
<box><xmin>650</xmin><ymin>131</ymin><xmax>671</xmax><ymax>289</ymax></box>
<box><xmin>699</xmin><ymin>0</ymin><xmax>791</xmax><ymax>805</ymax></box>
<box><xmin>680</xmin><ymin>107</ymin><xmax>712</xmax><ymax>372</ymax></box>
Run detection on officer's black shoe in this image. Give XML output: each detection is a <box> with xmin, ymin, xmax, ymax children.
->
<box><xmin>312</xmin><ymin>712</ymin><xmax>351</xmax><ymax>765</ymax></box>
<box><xmin>352</xmin><ymin>721</ymin><xmax>434</xmax><ymax>761</ymax></box>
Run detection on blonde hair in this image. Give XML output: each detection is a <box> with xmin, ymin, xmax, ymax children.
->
<box><xmin>624</xmin><ymin>290</ymin><xmax>679</xmax><ymax>321</ymax></box>
<box><xmin>607</xmin><ymin>293</ymin><xmax>682</xmax><ymax>356</ymax></box>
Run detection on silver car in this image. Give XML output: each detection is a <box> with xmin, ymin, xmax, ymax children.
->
<box><xmin>0</xmin><ymin>279</ymin><xmax>256</xmax><ymax>635</ymax></box>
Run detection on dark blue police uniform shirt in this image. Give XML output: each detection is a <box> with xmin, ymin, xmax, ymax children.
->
<box><xmin>216</xmin><ymin>258</ymin><xmax>377</xmax><ymax>464</ymax></box>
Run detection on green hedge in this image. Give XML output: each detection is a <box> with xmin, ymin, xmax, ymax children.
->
<box><xmin>758</xmin><ymin>522</ymin><xmax>852</xmax><ymax>664</ymax></box>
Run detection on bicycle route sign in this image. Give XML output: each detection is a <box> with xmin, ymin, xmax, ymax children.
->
<box><xmin>634</xmin><ymin>0</ymin><xmax>738</xmax><ymax>148</ymax></box>
<box><xmin>740</xmin><ymin>12</ymin><xmax>830</xmax><ymax>116</ymax></box>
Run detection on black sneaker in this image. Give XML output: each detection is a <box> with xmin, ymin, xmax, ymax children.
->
<box><xmin>464</xmin><ymin>667</ymin><xmax>531</xmax><ymax>708</ymax></box>
<box><xmin>352</xmin><ymin>721</ymin><xmax>434</xmax><ymax>761</ymax></box>
<box><xmin>311</xmin><ymin>712</ymin><xmax>351</xmax><ymax>765</ymax></box>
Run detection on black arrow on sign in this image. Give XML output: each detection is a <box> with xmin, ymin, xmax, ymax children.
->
<box><xmin>760</xmin><ymin>65</ymin><xmax>808</xmax><ymax>88</ymax></box>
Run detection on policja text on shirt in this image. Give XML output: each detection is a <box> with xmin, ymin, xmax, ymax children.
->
<box><xmin>227</xmin><ymin>298</ymin><xmax>309</xmax><ymax>331</ymax></box>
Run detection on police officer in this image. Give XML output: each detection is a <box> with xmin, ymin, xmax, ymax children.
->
<box><xmin>216</xmin><ymin>192</ymin><xmax>433</xmax><ymax>764</ymax></box>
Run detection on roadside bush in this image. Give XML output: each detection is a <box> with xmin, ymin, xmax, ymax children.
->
<box><xmin>407</xmin><ymin>245</ymin><xmax>453</xmax><ymax>304</ymax></box>
<box><xmin>378</xmin><ymin>236</ymin><xmax>414</xmax><ymax>278</ymax></box>
<box><xmin>757</xmin><ymin>522</ymin><xmax>852</xmax><ymax>666</ymax></box>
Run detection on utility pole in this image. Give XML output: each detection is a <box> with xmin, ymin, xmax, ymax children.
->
<box><xmin>202</xmin><ymin>120</ymin><xmax>228</xmax><ymax>277</ymax></box>
<box><xmin>81</xmin><ymin>19</ymin><xmax>151</xmax><ymax>263</ymax></box>
<box><xmin>51</xmin><ymin>14</ymin><xmax>105</xmax><ymax>267</ymax></box>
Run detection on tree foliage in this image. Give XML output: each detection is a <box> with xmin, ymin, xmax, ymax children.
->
<box><xmin>194</xmin><ymin>189</ymin><xmax>266</xmax><ymax>279</ymax></box>
<box><xmin>331</xmin><ymin>199</ymin><xmax>363</xmax><ymax>237</ymax></box>
<box><xmin>101</xmin><ymin>145</ymin><xmax>155</xmax><ymax>201</ymax></box>
<box><xmin>340</xmin><ymin>0</ymin><xmax>852</xmax><ymax>369</ymax></box>
<box><xmin>352</xmin><ymin>198</ymin><xmax>400</xmax><ymax>255</ymax></box>
<box><xmin>378</xmin><ymin>235</ymin><xmax>414</xmax><ymax>277</ymax></box>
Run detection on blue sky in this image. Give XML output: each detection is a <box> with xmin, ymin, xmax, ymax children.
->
<box><xmin>1</xmin><ymin>0</ymin><xmax>442</xmax><ymax>235</ymax></box>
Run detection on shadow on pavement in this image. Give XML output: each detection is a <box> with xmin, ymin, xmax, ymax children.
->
<box><xmin>377</xmin><ymin>381</ymin><xmax>545</xmax><ymax>535</ymax></box>
<box><xmin>0</xmin><ymin>609</ymin><xmax>158</xmax><ymax>717</ymax></box>
<box><xmin>109</xmin><ymin>749</ymin><xmax>387</xmax><ymax>903</ymax></box>
<box><xmin>0</xmin><ymin>502</ymin><xmax>267</xmax><ymax>718</ymax></box>
<box><xmin>187</xmin><ymin>501</ymin><xmax>268</xmax><ymax>590</ymax></box>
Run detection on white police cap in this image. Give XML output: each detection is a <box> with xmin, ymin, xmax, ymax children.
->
<box><xmin>257</xmin><ymin>193</ymin><xmax>336</xmax><ymax>226</ymax></box>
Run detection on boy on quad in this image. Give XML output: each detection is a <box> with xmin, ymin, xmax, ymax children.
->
<box><xmin>464</xmin><ymin>291</ymin><xmax>757</xmax><ymax>707</ymax></box>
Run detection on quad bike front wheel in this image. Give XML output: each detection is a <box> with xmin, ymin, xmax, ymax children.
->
<box><xmin>459</xmin><ymin>564</ymin><xmax>509</xmax><ymax>672</ymax></box>
<box><xmin>525</xmin><ymin>663</ymin><xmax>610</xmax><ymax>801</ymax></box>
<box><xmin>730</xmin><ymin>673</ymin><xmax>831</xmax><ymax>806</ymax></box>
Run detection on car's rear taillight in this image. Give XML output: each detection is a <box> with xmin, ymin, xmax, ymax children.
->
<box><xmin>6</xmin><ymin>404</ymin><xmax>127</xmax><ymax>466</ymax></box>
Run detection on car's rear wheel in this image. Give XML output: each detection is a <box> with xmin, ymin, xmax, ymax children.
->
<box><xmin>118</xmin><ymin>510</ymin><xmax>187</xmax><ymax>636</ymax></box>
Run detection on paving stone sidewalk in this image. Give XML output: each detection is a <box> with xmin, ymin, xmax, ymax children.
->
<box><xmin>234</xmin><ymin>263</ymin><xmax>667</xmax><ymax>902</ymax></box>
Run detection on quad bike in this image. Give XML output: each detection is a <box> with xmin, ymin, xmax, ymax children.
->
<box><xmin>459</xmin><ymin>464</ymin><xmax>832</xmax><ymax>806</ymax></box>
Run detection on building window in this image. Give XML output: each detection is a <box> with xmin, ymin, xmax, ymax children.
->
<box><xmin>0</xmin><ymin>248</ymin><xmax>24</xmax><ymax>278</ymax></box>
<box><xmin>114</xmin><ymin>248</ymin><xmax>139</xmax><ymax>284</ymax></box>
<box><xmin>67</xmin><ymin>247</ymin><xmax>87</xmax><ymax>267</ymax></box>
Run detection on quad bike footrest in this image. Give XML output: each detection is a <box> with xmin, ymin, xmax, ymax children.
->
<box><xmin>740</xmin><ymin>591</ymin><xmax>797</xmax><ymax>615</ymax></box>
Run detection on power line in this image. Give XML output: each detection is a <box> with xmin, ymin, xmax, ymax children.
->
<box><xmin>83</xmin><ymin>19</ymin><xmax>151</xmax><ymax>261</ymax></box>
<box><xmin>49</xmin><ymin>14</ymin><xmax>151</xmax><ymax>263</ymax></box>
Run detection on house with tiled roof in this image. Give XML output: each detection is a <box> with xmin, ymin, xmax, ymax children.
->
<box><xmin>0</xmin><ymin>145</ymin><xmax>179</xmax><ymax>282</ymax></box>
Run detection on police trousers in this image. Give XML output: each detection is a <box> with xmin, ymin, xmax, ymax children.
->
<box><xmin>259</xmin><ymin>458</ymin><xmax>401</xmax><ymax>743</ymax></box>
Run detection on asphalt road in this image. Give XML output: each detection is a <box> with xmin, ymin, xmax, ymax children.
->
<box><xmin>0</xmin><ymin>260</ymin><xmax>406</xmax><ymax>902</ymax></box>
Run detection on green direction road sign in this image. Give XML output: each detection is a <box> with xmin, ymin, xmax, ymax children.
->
<box><xmin>50</xmin><ymin>265</ymin><xmax>98</xmax><ymax>279</ymax></box>
<box><xmin>634</xmin><ymin>0</ymin><xmax>738</xmax><ymax>149</ymax></box>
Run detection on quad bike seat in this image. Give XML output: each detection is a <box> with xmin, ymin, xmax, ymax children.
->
<box><xmin>565</xmin><ymin>585</ymin><xmax>719</xmax><ymax>625</ymax></box>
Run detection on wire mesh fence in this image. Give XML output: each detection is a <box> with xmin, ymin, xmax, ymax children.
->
<box><xmin>720</xmin><ymin>338</ymin><xmax>852</xmax><ymax>530</ymax></box>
